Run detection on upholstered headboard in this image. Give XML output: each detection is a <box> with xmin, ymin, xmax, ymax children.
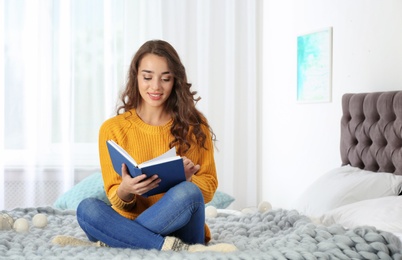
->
<box><xmin>341</xmin><ymin>91</ymin><xmax>402</xmax><ymax>175</ymax></box>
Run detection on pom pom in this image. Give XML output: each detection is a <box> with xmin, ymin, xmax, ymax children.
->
<box><xmin>32</xmin><ymin>213</ymin><xmax>48</xmax><ymax>228</ymax></box>
<box><xmin>241</xmin><ymin>207</ymin><xmax>257</xmax><ymax>214</ymax></box>
<box><xmin>205</xmin><ymin>205</ymin><xmax>218</xmax><ymax>218</ymax></box>
<box><xmin>258</xmin><ymin>201</ymin><xmax>272</xmax><ymax>213</ymax></box>
<box><xmin>13</xmin><ymin>218</ymin><xmax>29</xmax><ymax>233</ymax></box>
<box><xmin>0</xmin><ymin>214</ymin><xmax>14</xmax><ymax>230</ymax></box>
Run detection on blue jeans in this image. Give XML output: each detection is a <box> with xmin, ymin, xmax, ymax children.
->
<box><xmin>76</xmin><ymin>181</ymin><xmax>205</xmax><ymax>250</ymax></box>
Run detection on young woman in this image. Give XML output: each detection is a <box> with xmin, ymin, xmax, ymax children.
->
<box><xmin>71</xmin><ymin>40</ymin><xmax>235</xmax><ymax>252</ymax></box>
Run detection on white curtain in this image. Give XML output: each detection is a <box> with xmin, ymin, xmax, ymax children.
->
<box><xmin>0</xmin><ymin>0</ymin><xmax>262</xmax><ymax>210</ymax></box>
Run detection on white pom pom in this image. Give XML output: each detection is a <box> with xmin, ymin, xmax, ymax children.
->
<box><xmin>258</xmin><ymin>201</ymin><xmax>272</xmax><ymax>213</ymax></box>
<box><xmin>0</xmin><ymin>214</ymin><xmax>14</xmax><ymax>230</ymax></box>
<box><xmin>205</xmin><ymin>205</ymin><xmax>218</xmax><ymax>218</ymax></box>
<box><xmin>241</xmin><ymin>207</ymin><xmax>256</xmax><ymax>214</ymax></box>
<box><xmin>32</xmin><ymin>213</ymin><xmax>48</xmax><ymax>228</ymax></box>
<box><xmin>13</xmin><ymin>218</ymin><xmax>29</xmax><ymax>233</ymax></box>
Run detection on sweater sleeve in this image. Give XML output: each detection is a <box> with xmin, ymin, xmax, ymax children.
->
<box><xmin>187</xmin><ymin>124</ymin><xmax>218</xmax><ymax>204</ymax></box>
<box><xmin>98</xmin><ymin>116</ymin><xmax>137</xmax><ymax>211</ymax></box>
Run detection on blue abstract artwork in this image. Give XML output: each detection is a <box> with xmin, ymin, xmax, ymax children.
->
<box><xmin>297</xmin><ymin>28</ymin><xmax>332</xmax><ymax>103</ymax></box>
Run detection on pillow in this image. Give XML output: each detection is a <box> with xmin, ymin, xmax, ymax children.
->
<box><xmin>54</xmin><ymin>172</ymin><xmax>234</xmax><ymax>210</ymax></box>
<box><xmin>319</xmin><ymin>196</ymin><xmax>402</xmax><ymax>234</ymax></box>
<box><xmin>53</xmin><ymin>172</ymin><xmax>110</xmax><ymax>210</ymax></box>
<box><xmin>293</xmin><ymin>165</ymin><xmax>402</xmax><ymax>218</ymax></box>
<box><xmin>206</xmin><ymin>191</ymin><xmax>235</xmax><ymax>209</ymax></box>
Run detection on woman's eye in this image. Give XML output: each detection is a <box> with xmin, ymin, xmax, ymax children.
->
<box><xmin>144</xmin><ymin>77</ymin><xmax>152</xmax><ymax>81</ymax></box>
<box><xmin>162</xmin><ymin>78</ymin><xmax>171</xmax><ymax>82</ymax></box>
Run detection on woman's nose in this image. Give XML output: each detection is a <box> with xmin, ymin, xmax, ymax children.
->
<box><xmin>150</xmin><ymin>79</ymin><xmax>161</xmax><ymax>90</ymax></box>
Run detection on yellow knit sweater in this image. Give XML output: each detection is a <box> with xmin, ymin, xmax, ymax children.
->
<box><xmin>98</xmin><ymin>109</ymin><xmax>218</xmax><ymax>243</ymax></box>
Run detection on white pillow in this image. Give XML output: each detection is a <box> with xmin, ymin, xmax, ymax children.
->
<box><xmin>293</xmin><ymin>165</ymin><xmax>402</xmax><ymax>218</ymax></box>
<box><xmin>319</xmin><ymin>196</ymin><xmax>402</xmax><ymax>234</ymax></box>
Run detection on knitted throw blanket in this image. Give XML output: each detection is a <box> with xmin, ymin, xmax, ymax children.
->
<box><xmin>1</xmin><ymin>207</ymin><xmax>401</xmax><ymax>259</ymax></box>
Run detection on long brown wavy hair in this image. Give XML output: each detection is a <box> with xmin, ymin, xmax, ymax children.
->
<box><xmin>117</xmin><ymin>40</ymin><xmax>216</xmax><ymax>155</ymax></box>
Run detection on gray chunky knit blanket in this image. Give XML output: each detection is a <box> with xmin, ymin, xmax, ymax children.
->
<box><xmin>1</xmin><ymin>207</ymin><xmax>402</xmax><ymax>259</ymax></box>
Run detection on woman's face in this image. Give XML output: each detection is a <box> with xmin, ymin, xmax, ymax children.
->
<box><xmin>137</xmin><ymin>53</ymin><xmax>174</xmax><ymax>109</ymax></box>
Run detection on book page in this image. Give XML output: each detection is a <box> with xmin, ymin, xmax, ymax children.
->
<box><xmin>138</xmin><ymin>147</ymin><xmax>179</xmax><ymax>168</ymax></box>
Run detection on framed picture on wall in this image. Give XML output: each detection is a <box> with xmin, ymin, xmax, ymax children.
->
<box><xmin>297</xmin><ymin>27</ymin><xmax>333</xmax><ymax>103</ymax></box>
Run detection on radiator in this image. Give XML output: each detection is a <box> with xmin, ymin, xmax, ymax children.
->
<box><xmin>3</xmin><ymin>168</ymin><xmax>99</xmax><ymax>210</ymax></box>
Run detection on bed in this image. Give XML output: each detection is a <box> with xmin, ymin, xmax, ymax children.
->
<box><xmin>2</xmin><ymin>91</ymin><xmax>402</xmax><ymax>259</ymax></box>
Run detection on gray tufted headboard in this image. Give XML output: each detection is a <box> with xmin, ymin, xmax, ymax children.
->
<box><xmin>341</xmin><ymin>91</ymin><xmax>402</xmax><ymax>175</ymax></box>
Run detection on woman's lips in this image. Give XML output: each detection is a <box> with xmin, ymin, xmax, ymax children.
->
<box><xmin>148</xmin><ymin>93</ymin><xmax>162</xmax><ymax>100</ymax></box>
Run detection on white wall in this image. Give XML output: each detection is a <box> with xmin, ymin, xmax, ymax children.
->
<box><xmin>262</xmin><ymin>0</ymin><xmax>402</xmax><ymax>209</ymax></box>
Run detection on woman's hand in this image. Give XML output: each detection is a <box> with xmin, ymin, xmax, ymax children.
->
<box><xmin>117</xmin><ymin>164</ymin><xmax>161</xmax><ymax>201</ymax></box>
<box><xmin>182</xmin><ymin>156</ymin><xmax>200</xmax><ymax>181</ymax></box>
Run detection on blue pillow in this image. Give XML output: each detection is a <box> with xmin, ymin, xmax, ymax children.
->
<box><xmin>53</xmin><ymin>172</ymin><xmax>234</xmax><ymax>210</ymax></box>
<box><xmin>205</xmin><ymin>191</ymin><xmax>235</xmax><ymax>209</ymax></box>
<box><xmin>53</xmin><ymin>172</ymin><xmax>110</xmax><ymax>210</ymax></box>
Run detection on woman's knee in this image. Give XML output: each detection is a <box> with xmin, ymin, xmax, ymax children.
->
<box><xmin>77</xmin><ymin>198</ymin><xmax>103</xmax><ymax>221</ymax></box>
<box><xmin>171</xmin><ymin>182</ymin><xmax>204</xmax><ymax>204</ymax></box>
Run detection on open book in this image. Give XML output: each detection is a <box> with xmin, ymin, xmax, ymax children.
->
<box><xmin>106</xmin><ymin>140</ymin><xmax>186</xmax><ymax>197</ymax></box>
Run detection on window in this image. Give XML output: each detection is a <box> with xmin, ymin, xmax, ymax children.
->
<box><xmin>3</xmin><ymin>0</ymin><xmax>126</xmax><ymax>168</ymax></box>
